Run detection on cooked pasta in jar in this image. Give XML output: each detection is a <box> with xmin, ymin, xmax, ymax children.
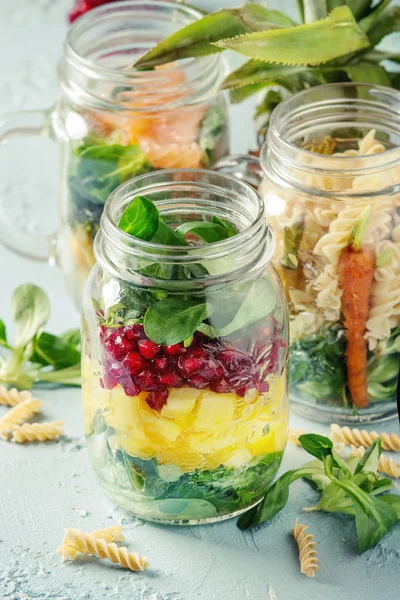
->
<box><xmin>260</xmin><ymin>83</ymin><xmax>400</xmax><ymax>423</ymax></box>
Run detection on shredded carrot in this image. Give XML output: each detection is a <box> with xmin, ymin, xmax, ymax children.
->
<box><xmin>338</xmin><ymin>206</ymin><xmax>375</xmax><ymax>408</ymax></box>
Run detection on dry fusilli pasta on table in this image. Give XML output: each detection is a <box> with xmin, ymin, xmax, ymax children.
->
<box><xmin>61</xmin><ymin>528</ymin><xmax>149</xmax><ymax>571</ymax></box>
<box><xmin>0</xmin><ymin>398</ymin><xmax>41</xmax><ymax>439</ymax></box>
<box><xmin>58</xmin><ymin>526</ymin><xmax>125</xmax><ymax>561</ymax></box>
<box><xmin>291</xmin><ymin>518</ymin><xmax>318</xmax><ymax>578</ymax></box>
<box><xmin>11</xmin><ymin>420</ymin><xmax>64</xmax><ymax>443</ymax></box>
<box><xmin>330</xmin><ymin>424</ymin><xmax>400</xmax><ymax>452</ymax></box>
<box><xmin>0</xmin><ymin>386</ymin><xmax>33</xmax><ymax>407</ymax></box>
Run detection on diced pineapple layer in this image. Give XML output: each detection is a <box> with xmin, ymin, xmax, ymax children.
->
<box><xmin>88</xmin><ymin>372</ymin><xmax>288</xmax><ymax>472</ymax></box>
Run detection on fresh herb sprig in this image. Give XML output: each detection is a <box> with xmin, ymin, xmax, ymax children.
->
<box><xmin>238</xmin><ymin>433</ymin><xmax>399</xmax><ymax>552</ymax></box>
<box><xmin>0</xmin><ymin>284</ymin><xmax>81</xmax><ymax>389</ymax></box>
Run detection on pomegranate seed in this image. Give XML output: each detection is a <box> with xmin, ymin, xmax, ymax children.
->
<box><xmin>146</xmin><ymin>387</ymin><xmax>168</xmax><ymax>411</ymax></box>
<box><xmin>188</xmin><ymin>374</ymin><xmax>208</xmax><ymax>389</ymax></box>
<box><xmin>138</xmin><ymin>339</ymin><xmax>160</xmax><ymax>360</ymax></box>
<box><xmin>123</xmin><ymin>351</ymin><xmax>144</xmax><ymax>374</ymax></box>
<box><xmin>135</xmin><ymin>369</ymin><xmax>159</xmax><ymax>391</ymax></box>
<box><xmin>159</xmin><ymin>371</ymin><xmax>184</xmax><ymax>387</ymax></box>
<box><xmin>209</xmin><ymin>378</ymin><xmax>233</xmax><ymax>394</ymax></box>
<box><xmin>109</xmin><ymin>363</ymin><xmax>125</xmax><ymax>380</ymax></box>
<box><xmin>154</xmin><ymin>356</ymin><xmax>169</xmax><ymax>371</ymax></box>
<box><xmin>165</xmin><ymin>343</ymin><xmax>186</xmax><ymax>356</ymax></box>
<box><xmin>177</xmin><ymin>355</ymin><xmax>203</xmax><ymax>377</ymax></box>
<box><xmin>124</xmin><ymin>324</ymin><xmax>146</xmax><ymax>341</ymax></box>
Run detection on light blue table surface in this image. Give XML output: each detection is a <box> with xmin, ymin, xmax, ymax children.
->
<box><xmin>0</xmin><ymin>2</ymin><xmax>399</xmax><ymax>599</ymax></box>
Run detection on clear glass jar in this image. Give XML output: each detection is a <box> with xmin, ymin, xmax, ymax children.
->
<box><xmin>259</xmin><ymin>83</ymin><xmax>400</xmax><ymax>423</ymax></box>
<box><xmin>82</xmin><ymin>169</ymin><xmax>289</xmax><ymax>524</ymax></box>
<box><xmin>0</xmin><ymin>0</ymin><xmax>229</xmax><ymax>309</ymax></box>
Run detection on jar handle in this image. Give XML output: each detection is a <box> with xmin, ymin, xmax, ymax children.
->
<box><xmin>212</xmin><ymin>153</ymin><xmax>263</xmax><ymax>189</ymax></box>
<box><xmin>0</xmin><ymin>108</ymin><xmax>58</xmax><ymax>262</ymax></box>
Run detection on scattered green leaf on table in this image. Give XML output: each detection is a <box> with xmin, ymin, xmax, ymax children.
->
<box><xmin>11</xmin><ymin>284</ymin><xmax>50</xmax><ymax>349</ymax></box>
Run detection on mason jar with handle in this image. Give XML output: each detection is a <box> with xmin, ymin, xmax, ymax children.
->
<box><xmin>0</xmin><ymin>0</ymin><xmax>229</xmax><ymax>309</ymax></box>
<box><xmin>215</xmin><ymin>83</ymin><xmax>400</xmax><ymax>424</ymax></box>
<box><xmin>82</xmin><ymin>169</ymin><xmax>289</xmax><ymax>524</ymax></box>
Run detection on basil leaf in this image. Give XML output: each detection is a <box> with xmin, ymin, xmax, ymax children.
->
<box><xmin>299</xmin><ymin>433</ymin><xmax>333</xmax><ymax>461</ymax></box>
<box><xmin>0</xmin><ymin>320</ymin><xmax>7</xmax><ymax>346</ymax></box>
<box><xmin>11</xmin><ymin>284</ymin><xmax>50</xmax><ymax>349</ymax></box>
<box><xmin>32</xmin><ymin>332</ymin><xmax>81</xmax><ymax>369</ymax></box>
<box><xmin>144</xmin><ymin>299</ymin><xmax>208</xmax><ymax>345</ymax></box>
<box><xmin>333</xmin><ymin>479</ymin><xmax>398</xmax><ymax>552</ymax></box>
<box><xmin>217</xmin><ymin>277</ymin><xmax>276</xmax><ymax>337</ymax></box>
<box><xmin>118</xmin><ymin>195</ymin><xmax>160</xmax><ymax>240</ymax></box>
<box><xmin>175</xmin><ymin>221</ymin><xmax>231</xmax><ymax>243</ymax></box>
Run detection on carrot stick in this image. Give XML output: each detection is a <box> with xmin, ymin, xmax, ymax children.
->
<box><xmin>338</xmin><ymin>206</ymin><xmax>375</xmax><ymax>408</ymax></box>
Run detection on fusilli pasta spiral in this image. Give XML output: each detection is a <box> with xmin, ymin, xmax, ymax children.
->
<box><xmin>11</xmin><ymin>420</ymin><xmax>63</xmax><ymax>443</ymax></box>
<box><xmin>0</xmin><ymin>386</ymin><xmax>32</xmax><ymax>407</ymax></box>
<box><xmin>291</xmin><ymin>518</ymin><xmax>318</xmax><ymax>578</ymax></box>
<box><xmin>348</xmin><ymin>445</ymin><xmax>400</xmax><ymax>479</ymax></box>
<box><xmin>0</xmin><ymin>398</ymin><xmax>41</xmax><ymax>439</ymax></box>
<box><xmin>58</xmin><ymin>526</ymin><xmax>125</xmax><ymax>561</ymax></box>
<box><xmin>62</xmin><ymin>529</ymin><xmax>149</xmax><ymax>571</ymax></box>
<box><xmin>330</xmin><ymin>424</ymin><xmax>400</xmax><ymax>452</ymax></box>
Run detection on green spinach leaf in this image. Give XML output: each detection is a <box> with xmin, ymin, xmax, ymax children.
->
<box><xmin>175</xmin><ymin>221</ymin><xmax>231</xmax><ymax>243</ymax></box>
<box><xmin>118</xmin><ymin>195</ymin><xmax>160</xmax><ymax>240</ymax></box>
<box><xmin>299</xmin><ymin>433</ymin><xmax>333</xmax><ymax>461</ymax></box>
<box><xmin>144</xmin><ymin>299</ymin><xmax>208</xmax><ymax>345</ymax></box>
<box><xmin>0</xmin><ymin>320</ymin><xmax>7</xmax><ymax>347</ymax></box>
<box><xmin>216</xmin><ymin>276</ymin><xmax>276</xmax><ymax>336</ymax></box>
<box><xmin>11</xmin><ymin>284</ymin><xmax>50</xmax><ymax>349</ymax></box>
<box><xmin>60</xmin><ymin>329</ymin><xmax>81</xmax><ymax>350</ymax></box>
<box><xmin>211</xmin><ymin>215</ymin><xmax>237</xmax><ymax>238</ymax></box>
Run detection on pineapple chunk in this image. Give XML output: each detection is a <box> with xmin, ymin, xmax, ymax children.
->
<box><xmin>105</xmin><ymin>387</ymin><xmax>141</xmax><ymax>431</ymax></box>
<box><xmin>224</xmin><ymin>449</ymin><xmax>253</xmax><ymax>469</ymax></box>
<box><xmin>143</xmin><ymin>415</ymin><xmax>182</xmax><ymax>443</ymax></box>
<box><xmin>246</xmin><ymin>421</ymin><xmax>287</xmax><ymax>456</ymax></box>
<box><xmin>117</xmin><ymin>428</ymin><xmax>154</xmax><ymax>460</ymax></box>
<box><xmin>194</xmin><ymin>391</ymin><xmax>236</xmax><ymax>431</ymax></box>
<box><xmin>161</xmin><ymin>388</ymin><xmax>201</xmax><ymax>419</ymax></box>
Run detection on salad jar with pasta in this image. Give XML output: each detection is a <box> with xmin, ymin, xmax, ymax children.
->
<box><xmin>0</xmin><ymin>1</ymin><xmax>229</xmax><ymax>309</ymax></box>
<box><xmin>259</xmin><ymin>83</ymin><xmax>400</xmax><ymax>423</ymax></box>
<box><xmin>82</xmin><ymin>170</ymin><xmax>289</xmax><ymax>524</ymax></box>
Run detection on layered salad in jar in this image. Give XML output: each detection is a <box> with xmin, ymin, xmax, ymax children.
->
<box><xmin>265</xmin><ymin>130</ymin><xmax>400</xmax><ymax>418</ymax></box>
<box><xmin>61</xmin><ymin>68</ymin><xmax>228</xmax><ymax>301</ymax></box>
<box><xmin>83</xmin><ymin>195</ymin><xmax>288</xmax><ymax>523</ymax></box>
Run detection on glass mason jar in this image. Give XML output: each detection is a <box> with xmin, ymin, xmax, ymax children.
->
<box><xmin>0</xmin><ymin>0</ymin><xmax>229</xmax><ymax>309</ymax></box>
<box><xmin>229</xmin><ymin>83</ymin><xmax>400</xmax><ymax>424</ymax></box>
<box><xmin>82</xmin><ymin>169</ymin><xmax>289</xmax><ymax>524</ymax></box>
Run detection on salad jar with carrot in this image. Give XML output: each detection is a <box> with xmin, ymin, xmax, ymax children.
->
<box><xmin>258</xmin><ymin>83</ymin><xmax>400</xmax><ymax>423</ymax></box>
<box><xmin>82</xmin><ymin>170</ymin><xmax>289</xmax><ymax>524</ymax></box>
<box><xmin>0</xmin><ymin>1</ymin><xmax>229</xmax><ymax>308</ymax></box>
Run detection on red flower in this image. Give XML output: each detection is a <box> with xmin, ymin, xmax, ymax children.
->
<box><xmin>69</xmin><ymin>0</ymin><xmax>120</xmax><ymax>23</ymax></box>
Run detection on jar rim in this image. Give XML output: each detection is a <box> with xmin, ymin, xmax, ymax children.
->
<box><xmin>63</xmin><ymin>0</ymin><xmax>224</xmax><ymax>111</ymax></box>
<box><xmin>95</xmin><ymin>169</ymin><xmax>275</xmax><ymax>287</ymax></box>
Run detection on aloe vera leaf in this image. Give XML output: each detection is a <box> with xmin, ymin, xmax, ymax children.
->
<box><xmin>297</xmin><ymin>0</ymin><xmax>305</xmax><ymax>23</ymax></box>
<box><xmin>222</xmin><ymin>59</ymin><xmax>308</xmax><ymax>89</ymax></box>
<box><xmin>214</xmin><ymin>7</ymin><xmax>370</xmax><ymax>66</ymax></box>
<box><xmin>363</xmin><ymin>6</ymin><xmax>400</xmax><ymax>47</ymax></box>
<box><xmin>303</xmin><ymin>0</ymin><xmax>327</xmax><ymax>23</ymax></box>
<box><xmin>364</xmin><ymin>49</ymin><xmax>400</xmax><ymax>64</ymax></box>
<box><xmin>134</xmin><ymin>4</ymin><xmax>296</xmax><ymax>69</ymax></box>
